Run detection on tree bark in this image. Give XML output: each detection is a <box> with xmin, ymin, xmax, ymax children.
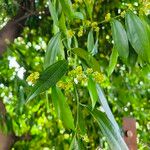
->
<box><xmin>0</xmin><ymin>10</ymin><xmax>27</xmax><ymax>56</ymax></box>
<box><xmin>0</xmin><ymin>2</ymin><xmax>34</xmax><ymax>149</ymax></box>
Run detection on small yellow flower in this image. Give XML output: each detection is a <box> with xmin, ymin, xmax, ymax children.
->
<box><xmin>77</xmin><ymin>28</ymin><xmax>83</xmax><ymax>37</ymax></box>
<box><xmin>67</xmin><ymin>30</ymin><xmax>75</xmax><ymax>38</ymax></box>
<box><xmin>121</xmin><ymin>11</ymin><xmax>126</xmax><ymax>18</ymax></box>
<box><xmin>127</xmin><ymin>3</ymin><xmax>133</xmax><ymax>10</ymax></box>
<box><xmin>57</xmin><ymin>81</ymin><xmax>66</xmax><ymax>89</ymax></box>
<box><xmin>82</xmin><ymin>134</ymin><xmax>90</xmax><ymax>143</ymax></box>
<box><xmin>75</xmin><ymin>66</ymin><xmax>83</xmax><ymax>74</ymax></box>
<box><xmin>105</xmin><ymin>13</ymin><xmax>111</xmax><ymax>22</ymax></box>
<box><xmin>91</xmin><ymin>22</ymin><xmax>98</xmax><ymax>28</ymax></box>
<box><xmin>26</xmin><ymin>72</ymin><xmax>40</xmax><ymax>84</ymax></box>
<box><xmin>85</xmin><ymin>20</ymin><xmax>91</xmax><ymax>27</ymax></box>
<box><xmin>65</xmin><ymin>82</ymin><xmax>73</xmax><ymax>91</ymax></box>
<box><xmin>72</xmin><ymin>3</ymin><xmax>78</xmax><ymax>9</ymax></box>
<box><xmin>68</xmin><ymin>70</ymin><xmax>76</xmax><ymax>77</ymax></box>
<box><xmin>86</xmin><ymin>68</ymin><xmax>93</xmax><ymax>75</ymax></box>
<box><xmin>94</xmin><ymin>27</ymin><xmax>100</xmax><ymax>32</ymax></box>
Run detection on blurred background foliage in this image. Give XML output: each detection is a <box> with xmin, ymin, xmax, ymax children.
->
<box><xmin>0</xmin><ymin>0</ymin><xmax>150</xmax><ymax>149</ymax></box>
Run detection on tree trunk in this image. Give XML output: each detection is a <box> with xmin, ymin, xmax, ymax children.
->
<box><xmin>0</xmin><ymin>133</ymin><xmax>16</xmax><ymax>150</ymax></box>
<box><xmin>0</xmin><ymin>100</ymin><xmax>16</xmax><ymax>150</ymax></box>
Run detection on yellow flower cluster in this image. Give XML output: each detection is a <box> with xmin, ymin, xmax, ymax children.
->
<box><xmin>84</xmin><ymin>20</ymin><xmax>100</xmax><ymax>32</ymax></box>
<box><xmin>26</xmin><ymin>72</ymin><xmax>40</xmax><ymax>84</ymax></box>
<box><xmin>92</xmin><ymin>71</ymin><xmax>104</xmax><ymax>84</ymax></box>
<box><xmin>105</xmin><ymin>13</ymin><xmax>111</xmax><ymax>22</ymax></box>
<box><xmin>139</xmin><ymin>0</ymin><xmax>150</xmax><ymax>15</ymax></box>
<box><xmin>57</xmin><ymin>81</ymin><xmax>73</xmax><ymax>91</ymax></box>
<box><xmin>57</xmin><ymin>66</ymin><xmax>104</xmax><ymax>91</ymax></box>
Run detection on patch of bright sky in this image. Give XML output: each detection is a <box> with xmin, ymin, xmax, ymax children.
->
<box><xmin>8</xmin><ymin>56</ymin><xmax>26</xmax><ymax>79</ymax></box>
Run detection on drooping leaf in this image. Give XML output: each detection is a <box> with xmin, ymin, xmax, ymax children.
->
<box><xmin>69</xmin><ymin>135</ymin><xmax>85</xmax><ymax>150</ymax></box>
<box><xmin>26</xmin><ymin>60</ymin><xmax>68</xmax><ymax>103</ymax></box>
<box><xmin>87</xmin><ymin>77</ymin><xmax>98</xmax><ymax>109</ymax></box>
<box><xmin>48</xmin><ymin>0</ymin><xmax>58</xmax><ymax>25</ymax></box>
<box><xmin>96</xmin><ymin>84</ymin><xmax>120</xmax><ymax>132</ymax></box>
<box><xmin>87</xmin><ymin>106</ymin><xmax>128</xmax><ymax>150</ymax></box>
<box><xmin>51</xmin><ymin>86</ymin><xmax>75</xmax><ymax>130</ymax></box>
<box><xmin>59</xmin><ymin>0</ymin><xmax>74</xmax><ymax>19</ymax></box>
<box><xmin>87</xmin><ymin>29</ymin><xmax>94</xmax><ymax>53</ymax></box>
<box><xmin>107</xmin><ymin>48</ymin><xmax>118</xmax><ymax>76</ymax></box>
<box><xmin>125</xmin><ymin>11</ymin><xmax>150</xmax><ymax>63</ymax></box>
<box><xmin>111</xmin><ymin>19</ymin><xmax>129</xmax><ymax>60</ymax></box>
<box><xmin>72</xmin><ymin>48</ymin><xmax>100</xmax><ymax>71</ymax></box>
<box><xmin>43</xmin><ymin>32</ymin><xmax>61</xmax><ymax>69</ymax></box>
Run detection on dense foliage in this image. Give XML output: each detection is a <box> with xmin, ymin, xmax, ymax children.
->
<box><xmin>0</xmin><ymin>0</ymin><xmax>150</xmax><ymax>149</ymax></box>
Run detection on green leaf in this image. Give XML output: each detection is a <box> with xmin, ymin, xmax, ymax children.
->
<box><xmin>51</xmin><ymin>86</ymin><xmax>75</xmax><ymax>130</ymax></box>
<box><xmin>87</xmin><ymin>106</ymin><xmax>128</xmax><ymax>150</ymax></box>
<box><xmin>26</xmin><ymin>60</ymin><xmax>68</xmax><ymax>103</ymax></box>
<box><xmin>59</xmin><ymin>13</ymin><xmax>67</xmax><ymax>36</ymax></box>
<box><xmin>78</xmin><ymin>106</ymin><xmax>86</xmax><ymax>135</ymax></box>
<box><xmin>71</xmin><ymin>48</ymin><xmax>100</xmax><ymax>71</ymax></box>
<box><xmin>87</xmin><ymin>77</ymin><xmax>98</xmax><ymax>109</ymax></box>
<box><xmin>125</xmin><ymin>11</ymin><xmax>150</xmax><ymax>63</ymax></box>
<box><xmin>127</xmin><ymin>46</ymin><xmax>138</xmax><ymax>67</ymax></box>
<box><xmin>107</xmin><ymin>48</ymin><xmax>118</xmax><ymax>76</ymax></box>
<box><xmin>111</xmin><ymin>19</ymin><xmax>129</xmax><ymax>60</ymax></box>
<box><xmin>49</xmin><ymin>0</ymin><xmax>58</xmax><ymax>25</ymax></box>
<box><xmin>84</xmin><ymin>0</ymin><xmax>93</xmax><ymax>20</ymax></box>
<box><xmin>74</xmin><ymin>12</ymin><xmax>84</xmax><ymax>20</ymax></box>
<box><xmin>96</xmin><ymin>84</ymin><xmax>120</xmax><ymax>132</ymax></box>
<box><xmin>43</xmin><ymin>32</ymin><xmax>61</xmax><ymax>69</ymax></box>
<box><xmin>87</xmin><ymin>29</ymin><xmax>94</xmax><ymax>53</ymax></box>
<box><xmin>59</xmin><ymin>0</ymin><xmax>74</xmax><ymax>19</ymax></box>
<box><xmin>70</xmin><ymin>135</ymin><xmax>85</xmax><ymax>150</ymax></box>
<box><xmin>91</xmin><ymin>39</ymin><xmax>98</xmax><ymax>55</ymax></box>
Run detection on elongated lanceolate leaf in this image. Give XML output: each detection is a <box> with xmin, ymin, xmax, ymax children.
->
<box><xmin>49</xmin><ymin>0</ymin><xmax>58</xmax><ymax>25</ymax></box>
<box><xmin>44</xmin><ymin>33</ymin><xmax>61</xmax><ymax>69</ymax></box>
<box><xmin>26</xmin><ymin>60</ymin><xmax>68</xmax><ymax>103</ymax></box>
<box><xmin>84</xmin><ymin>0</ymin><xmax>93</xmax><ymax>20</ymax></box>
<box><xmin>72</xmin><ymin>48</ymin><xmax>100</xmax><ymax>71</ymax></box>
<box><xmin>87</xmin><ymin>106</ymin><xmax>128</xmax><ymax>150</ymax></box>
<box><xmin>87</xmin><ymin>29</ymin><xmax>94</xmax><ymax>52</ymax></box>
<box><xmin>87</xmin><ymin>77</ymin><xmax>98</xmax><ymax>109</ymax></box>
<box><xmin>59</xmin><ymin>0</ymin><xmax>74</xmax><ymax>19</ymax></box>
<box><xmin>51</xmin><ymin>86</ymin><xmax>75</xmax><ymax>130</ymax></box>
<box><xmin>111</xmin><ymin>19</ymin><xmax>129</xmax><ymax>60</ymax></box>
<box><xmin>96</xmin><ymin>84</ymin><xmax>120</xmax><ymax>132</ymax></box>
<box><xmin>91</xmin><ymin>39</ymin><xmax>98</xmax><ymax>55</ymax></box>
<box><xmin>107</xmin><ymin>48</ymin><xmax>118</xmax><ymax>76</ymax></box>
<box><xmin>125</xmin><ymin>11</ymin><xmax>150</xmax><ymax>63</ymax></box>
